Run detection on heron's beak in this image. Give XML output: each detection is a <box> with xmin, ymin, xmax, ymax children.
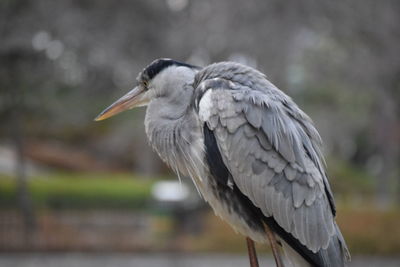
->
<box><xmin>94</xmin><ymin>86</ymin><xmax>147</xmax><ymax>121</ymax></box>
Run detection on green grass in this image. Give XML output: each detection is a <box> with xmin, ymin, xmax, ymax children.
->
<box><xmin>1</xmin><ymin>171</ymin><xmax>400</xmax><ymax>254</ymax></box>
<box><xmin>0</xmin><ymin>172</ymin><xmax>159</xmax><ymax>209</ymax></box>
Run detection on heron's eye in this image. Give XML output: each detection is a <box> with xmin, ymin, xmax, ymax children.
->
<box><xmin>143</xmin><ymin>80</ymin><xmax>149</xmax><ymax>89</ymax></box>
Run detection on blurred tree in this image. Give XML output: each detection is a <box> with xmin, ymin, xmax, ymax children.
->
<box><xmin>0</xmin><ymin>2</ymin><xmax>38</xmax><ymax>241</ymax></box>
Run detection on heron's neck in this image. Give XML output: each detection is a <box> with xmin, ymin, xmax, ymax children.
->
<box><xmin>144</xmin><ymin>93</ymin><xmax>201</xmax><ymax>175</ymax></box>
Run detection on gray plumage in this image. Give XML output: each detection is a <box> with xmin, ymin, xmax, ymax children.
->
<box><xmin>96</xmin><ymin>59</ymin><xmax>350</xmax><ymax>267</ymax></box>
<box><xmin>194</xmin><ymin>63</ymin><xmax>349</xmax><ymax>265</ymax></box>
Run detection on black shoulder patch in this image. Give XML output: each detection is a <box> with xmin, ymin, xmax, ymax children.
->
<box><xmin>203</xmin><ymin>124</ymin><xmax>229</xmax><ymax>185</ymax></box>
<box><xmin>142</xmin><ymin>58</ymin><xmax>199</xmax><ymax>81</ymax></box>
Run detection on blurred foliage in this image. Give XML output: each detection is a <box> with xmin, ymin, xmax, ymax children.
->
<box><xmin>337</xmin><ymin>208</ymin><xmax>400</xmax><ymax>255</ymax></box>
<box><xmin>328</xmin><ymin>158</ymin><xmax>375</xmax><ymax>201</ymax></box>
<box><xmin>0</xmin><ymin>173</ymin><xmax>157</xmax><ymax>210</ymax></box>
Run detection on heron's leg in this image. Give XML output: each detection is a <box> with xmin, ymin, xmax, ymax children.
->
<box><xmin>246</xmin><ymin>237</ymin><xmax>260</xmax><ymax>267</ymax></box>
<box><xmin>264</xmin><ymin>224</ymin><xmax>284</xmax><ymax>267</ymax></box>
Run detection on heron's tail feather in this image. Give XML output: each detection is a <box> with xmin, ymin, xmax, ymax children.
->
<box><xmin>282</xmin><ymin>223</ymin><xmax>350</xmax><ymax>267</ymax></box>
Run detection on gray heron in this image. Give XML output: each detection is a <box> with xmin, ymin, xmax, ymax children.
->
<box><xmin>95</xmin><ymin>58</ymin><xmax>350</xmax><ymax>267</ymax></box>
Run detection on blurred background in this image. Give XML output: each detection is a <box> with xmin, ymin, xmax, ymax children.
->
<box><xmin>0</xmin><ymin>0</ymin><xmax>399</xmax><ymax>266</ymax></box>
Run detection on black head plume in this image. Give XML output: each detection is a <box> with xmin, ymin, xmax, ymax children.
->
<box><xmin>139</xmin><ymin>58</ymin><xmax>199</xmax><ymax>82</ymax></box>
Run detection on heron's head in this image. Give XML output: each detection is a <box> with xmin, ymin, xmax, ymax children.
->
<box><xmin>95</xmin><ymin>58</ymin><xmax>199</xmax><ymax>121</ymax></box>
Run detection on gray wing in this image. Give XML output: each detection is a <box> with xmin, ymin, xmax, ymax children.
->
<box><xmin>195</xmin><ymin>63</ymin><xmax>345</xmax><ymax>254</ymax></box>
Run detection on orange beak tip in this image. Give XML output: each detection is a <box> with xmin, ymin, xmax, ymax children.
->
<box><xmin>94</xmin><ymin>114</ymin><xmax>104</xmax><ymax>122</ymax></box>
<box><xmin>94</xmin><ymin>112</ymin><xmax>111</xmax><ymax>122</ymax></box>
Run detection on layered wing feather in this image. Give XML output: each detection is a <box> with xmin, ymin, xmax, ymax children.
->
<box><xmin>194</xmin><ymin>63</ymin><xmax>349</xmax><ymax>260</ymax></box>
